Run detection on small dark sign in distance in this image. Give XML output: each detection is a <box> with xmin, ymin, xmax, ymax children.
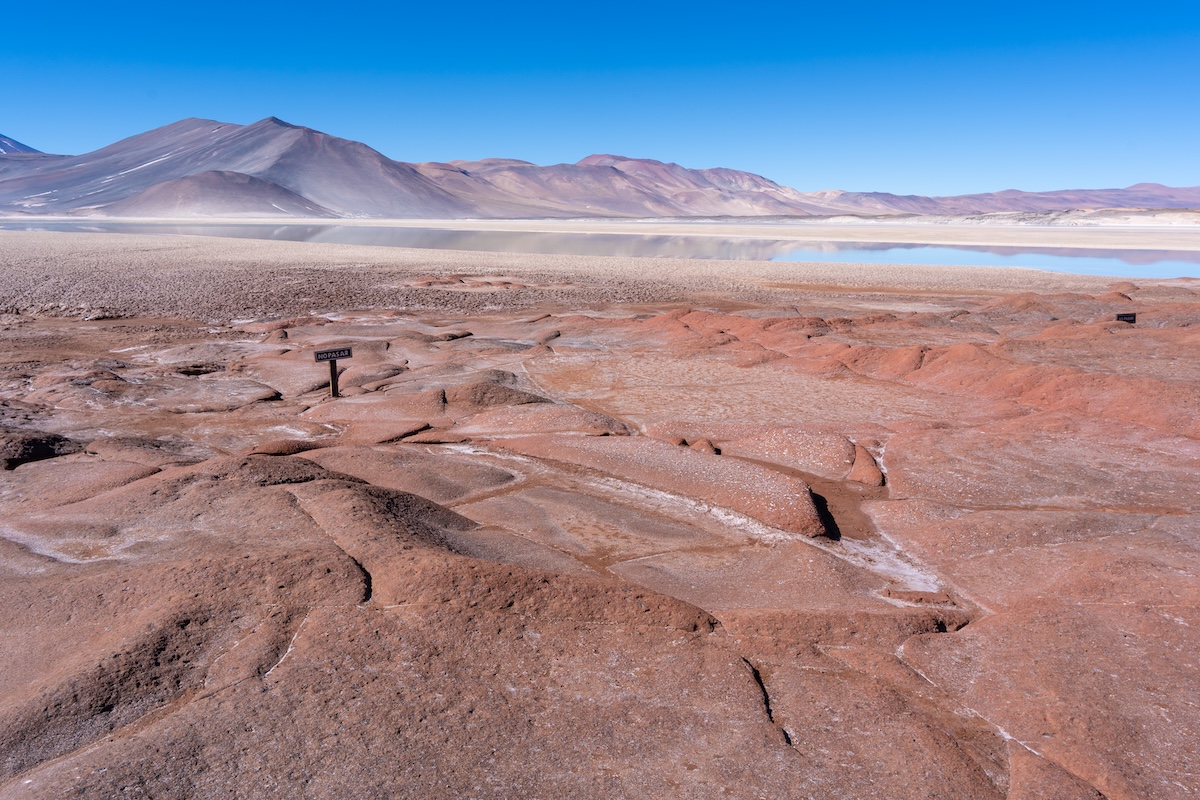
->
<box><xmin>1115</xmin><ymin>313</ymin><xmax>1137</xmax><ymax>324</ymax></box>
<box><xmin>314</xmin><ymin>347</ymin><xmax>353</xmax><ymax>362</ymax></box>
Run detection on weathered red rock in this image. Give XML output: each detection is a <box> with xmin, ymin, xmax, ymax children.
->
<box><xmin>0</xmin><ymin>426</ymin><xmax>79</xmax><ymax>470</ymax></box>
<box><xmin>846</xmin><ymin>443</ymin><xmax>885</xmax><ymax>486</ymax></box>
<box><xmin>1</xmin><ymin>257</ymin><xmax>1197</xmax><ymax>799</ymax></box>
<box><xmin>492</xmin><ymin>434</ymin><xmax>829</xmax><ymax>538</ymax></box>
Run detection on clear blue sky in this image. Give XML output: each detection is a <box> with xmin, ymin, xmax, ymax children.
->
<box><xmin>6</xmin><ymin>1</ymin><xmax>1198</xmax><ymax>195</ymax></box>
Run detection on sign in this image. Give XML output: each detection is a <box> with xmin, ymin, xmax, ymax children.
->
<box><xmin>1115</xmin><ymin>313</ymin><xmax>1137</xmax><ymax>324</ymax></box>
<box><xmin>313</xmin><ymin>347</ymin><xmax>353</xmax><ymax>398</ymax></box>
<box><xmin>314</xmin><ymin>347</ymin><xmax>353</xmax><ymax>362</ymax></box>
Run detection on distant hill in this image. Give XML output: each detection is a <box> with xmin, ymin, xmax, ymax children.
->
<box><xmin>417</xmin><ymin>154</ymin><xmax>843</xmax><ymax>217</ymax></box>
<box><xmin>0</xmin><ymin>117</ymin><xmax>1197</xmax><ymax>218</ymax></box>
<box><xmin>104</xmin><ymin>170</ymin><xmax>338</xmax><ymax>218</ymax></box>
<box><xmin>824</xmin><ymin>184</ymin><xmax>1200</xmax><ymax>215</ymax></box>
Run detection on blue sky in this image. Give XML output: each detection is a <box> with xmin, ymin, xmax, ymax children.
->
<box><xmin>6</xmin><ymin>1</ymin><xmax>1199</xmax><ymax>195</ymax></box>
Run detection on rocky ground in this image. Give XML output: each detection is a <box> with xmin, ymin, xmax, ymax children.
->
<box><xmin>0</xmin><ymin>231</ymin><xmax>1197</xmax><ymax>798</ymax></box>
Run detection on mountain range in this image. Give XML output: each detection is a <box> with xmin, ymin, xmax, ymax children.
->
<box><xmin>1</xmin><ymin>117</ymin><xmax>1197</xmax><ymax>219</ymax></box>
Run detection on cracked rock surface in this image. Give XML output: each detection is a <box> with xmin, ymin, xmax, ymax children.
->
<box><xmin>1</xmin><ymin>232</ymin><xmax>1198</xmax><ymax>798</ymax></box>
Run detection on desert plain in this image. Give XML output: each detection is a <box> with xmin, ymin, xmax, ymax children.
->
<box><xmin>0</xmin><ymin>224</ymin><xmax>1198</xmax><ymax>799</ymax></box>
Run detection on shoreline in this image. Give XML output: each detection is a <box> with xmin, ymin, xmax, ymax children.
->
<box><xmin>0</xmin><ymin>230</ymin><xmax>1164</xmax><ymax>323</ymax></box>
<box><xmin>2</xmin><ymin>214</ymin><xmax>1200</xmax><ymax>253</ymax></box>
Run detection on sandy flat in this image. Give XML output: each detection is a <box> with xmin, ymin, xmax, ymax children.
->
<box><xmin>0</xmin><ymin>229</ymin><xmax>1155</xmax><ymax>324</ymax></box>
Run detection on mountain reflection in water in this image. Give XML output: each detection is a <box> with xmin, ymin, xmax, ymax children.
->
<box><xmin>1</xmin><ymin>221</ymin><xmax>1197</xmax><ymax>278</ymax></box>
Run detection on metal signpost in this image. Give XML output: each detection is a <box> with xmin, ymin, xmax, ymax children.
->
<box><xmin>314</xmin><ymin>347</ymin><xmax>353</xmax><ymax>398</ymax></box>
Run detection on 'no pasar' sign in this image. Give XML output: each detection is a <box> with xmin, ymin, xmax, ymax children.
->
<box><xmin>314</xmin><ymin>347</ymin><xmax>353</xmax><ymax>362</ymax></box>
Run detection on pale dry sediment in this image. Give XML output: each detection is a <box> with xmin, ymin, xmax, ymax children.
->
<box><xmin>8</xmin><ymin>211</ymin><xmax>1200</xmax><ymax>247</ymax></box>
<box><xmin>256</xmin><ymin>215</ymin><xmax>1200</xmax><ymax>250</ymax></box>
<box><xmin>0</xmin><ymin>230</ymin><xmax>1150</xmax><ymax>322</ymax></box>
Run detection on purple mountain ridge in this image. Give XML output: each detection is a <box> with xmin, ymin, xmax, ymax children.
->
<box><xmin>0</xmin><ymin>117</ymin><xmax>1197</xmax><ymax>218</ymax></box>
<box><xmin>0</xmin><ymin>118</ymin><xmax>474</xmax><ymax>217</ymax></box>
<box><xmin>0</xmin><ymin>134</ymin><xmax>40</xmax><ymax>155</ymax></box>
<box><xmin>104</xmin><ymin>170</ymin><xmax>338</xmax><ymax>218</ymax></box>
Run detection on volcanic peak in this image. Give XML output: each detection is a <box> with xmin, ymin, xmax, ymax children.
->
<box><xmin>0</xmin><ymin>133</ymin><xmax>40</xmax><ymax>155</ymax></box>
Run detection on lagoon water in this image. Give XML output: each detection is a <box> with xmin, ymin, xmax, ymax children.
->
<box><xmin>2</xmin><ymin>220</ymin><xmax>1198</xmax><ymax>278</ymax></box>
<box><xmin>771</xmin><ymin>242</ymin><xmax>1200</xmax><ymax>278</ymax></box>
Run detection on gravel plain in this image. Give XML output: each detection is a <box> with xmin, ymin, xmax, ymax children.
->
<box><xmin>0</xmin><ymin>229</ymin><xmax>1148</xmax><ymax>322</ymax></box>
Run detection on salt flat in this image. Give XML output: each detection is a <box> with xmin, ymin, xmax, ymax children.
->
<box><xmin>299</xmin><ymin>214</ymin><xmax>1200</xmax><ymax>251</ymax></box>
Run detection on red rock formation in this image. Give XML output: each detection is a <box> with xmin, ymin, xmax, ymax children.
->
<box><xmin>1</xmin><ymin>273</ymin><xmax>1196</xmax><ymax>798</ymax></box>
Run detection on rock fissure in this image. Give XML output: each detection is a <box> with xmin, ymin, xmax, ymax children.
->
<box><xmin>285</xmin><ymin>488</ymin><xmax>376</xmax><ymax>604</ymax></box>
<box><xmin>348</xmin><ymin>554</ymin><xmax>373</xmax><ymax>604</ymax></box>
<box><xmin>263</xmin><ymin>609</ymin><xmax>312</xmax><ymax>680</ymax></box>
<box><xmin>741</xmin><ymin>657</ymin><xmax>792</xmax><ymax>747</ymax></box>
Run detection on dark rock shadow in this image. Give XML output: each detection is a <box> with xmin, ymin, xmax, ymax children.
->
<box><xmin>809</xmin><ymin>491</ymin><xmax>842</xmax><ymax>540</ymax></box>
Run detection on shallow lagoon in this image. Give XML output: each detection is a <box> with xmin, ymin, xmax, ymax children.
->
<box><xmin>2</xmin><ymin>220</ymin><xmax>1197</xmax><ymax>278</ymax></box>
